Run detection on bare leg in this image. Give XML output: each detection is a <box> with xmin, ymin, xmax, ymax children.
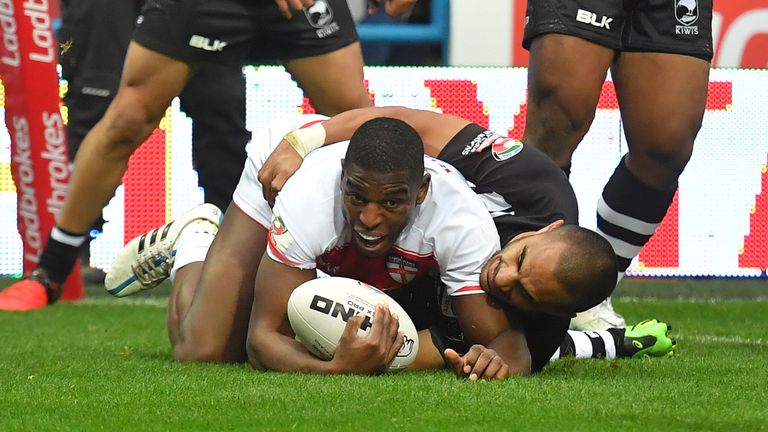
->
<box><xmin>612</xmin><ymin>52</ymin><xmax>710</xmax><ymax>190</ymax></box>
<box><xmin>284</xmin><ymin>42</ymin><xmax>373</xmax><ymax>115</ymax></box>
<box><xmin>522</xmin><ymin>34</ymin><xmax>615</xmax><ymax>166</ymax></box>
<box><xmin>58</xmin><ymin>42</ymin><xmax>192</xmax><ymax>234</ymax></box>
<box><xmin>169</xmin><ymin>205</ymin><xmax>267</xmax><ymax>363</ymax></box>
<box><xmin>592</xmin><ymin>52</ymin><xmax>709</xmax><ymax>281</ymax></box>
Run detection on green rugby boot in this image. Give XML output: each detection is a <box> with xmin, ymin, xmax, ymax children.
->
<box><xmin>623</xmin><ymin>319</ymin><xmax>677</xmax><ymax>358</ymax></box>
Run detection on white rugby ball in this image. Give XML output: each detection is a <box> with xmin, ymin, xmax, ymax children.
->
<box><xmin>287</xmin><ymin>277</ymin><xmax>419</xmax><ymax>372</ymax></box>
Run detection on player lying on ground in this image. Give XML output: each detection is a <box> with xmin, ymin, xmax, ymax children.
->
<box><xmin>258</xmin><ymin>106</ymin><xmax>677</xmax><ymax>367</ymax></box>
<box><xmin>106</xmin><ymin>114</ymin><xmax>674</xmax><ymax>379</ymax></box>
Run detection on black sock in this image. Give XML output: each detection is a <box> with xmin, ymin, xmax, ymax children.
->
<box><xmin>608</xmin><ymin>327</ymin><xmax>627</xmax><ymax>357</ymax></box>
<box><xmin>597</xmin><ymin>156</ymin><xmax>677</xmax><ymax>274</ymax></box>
<box><xmin>37</xmin><ymin>227</ymin><xmax>86</xmax><ymax>284</ymax></box>
<box><xmin>551</xmin><ymin>328</ymin><xmax>624</xmax><ymax>361</ymax></box>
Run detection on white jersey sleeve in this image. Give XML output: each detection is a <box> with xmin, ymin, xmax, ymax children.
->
<box><xmin>265</xmin><ymin>143</ymin><xmax>350</xmax><ymax>269</ymax></box>
<box><xmin>420</xmin><ymin>158</ymin><xmax>500</xmax><ymax>297</ymax></box>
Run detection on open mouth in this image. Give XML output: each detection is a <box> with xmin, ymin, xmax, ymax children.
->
<box><xmin>355</xmin><ymin>230</ymin><xmax>386</xmax><ymax>250</ymax></box>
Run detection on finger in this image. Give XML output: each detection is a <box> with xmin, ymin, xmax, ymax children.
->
<box><xmin>479</xmin><ymin>357</ymin><xmax>505</xmax><ymax>381</ymax></box>
<box><xmin>272</xmin><ymin>173</ymin><xmax>287</xmax><ymax>195</ymax></box>
<box><xmin>389</xmin><ymin>311</ymin><xmax>400</xmax><ymax>338</ymax></box>
<box><xmin>464</xmin><ymin>345</ymin><xmax>496</xmax><ymax>380</ymax></box>
<box><xmin>386</xmin><ymin>331</ymin><xmax>405</xmax><ymax>362</ymax></box>
<box><xmin>340</xmin><ymin>314</ymin><xmax>365</xmax><ymax>342</ymax></box>
<box><xmin>467</xmin><ymin>351</ymin><xmax>494</xmax><ymax>381</ymax></box>
<box><xmin>459</xmin><ymin>345</ymin><xmax>483</xmax><ymax>367</ymax></box>
<box><xmin>368</xmin><ymin>304</ymin><xmax>391</xmax><ymax>340</ymax></box>
<box><xmin>495</xmin><ymin>363</ymin><xmax>511</xmax><ymax>380</ymax></box>
<box><xmin>274</xmin><ymin>0</ymin><xmax>292</xmax><ymax>19</ymax></box>
<box><xmin>444</xmin><ymin>348</ymin><xmax>466</xmax><ymax>376</ymax></box>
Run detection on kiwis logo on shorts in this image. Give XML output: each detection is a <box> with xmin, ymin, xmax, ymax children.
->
<box><xmin>674</xmin><ymin>0</ymin><xmax>700</xmax><ymax>35</ymax></box>
<box><xmin>304</xmin><ymin>0</ymin><xmax>334</xmax><ymax>28</ymax></box>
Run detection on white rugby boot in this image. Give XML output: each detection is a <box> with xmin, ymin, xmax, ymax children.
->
<box><xmin>105</xmin><ymin>203</ymin><xmax>222</xmax><ymax>297</ymax></box>
<box><xmin>569</xmin><ymin>297</ymin><xmax>626</xmax><ymax>330</ymax></box>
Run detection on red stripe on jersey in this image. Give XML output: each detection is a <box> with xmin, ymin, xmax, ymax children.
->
<box><xmin>299</xmin><ymin>119</ymin><xmax>326</xmax><ymax>129</ymax></box>
<box><xmin>452</xmin><ymin>285</ymin><xmax>483</xmax><ymax>295</ymax></box>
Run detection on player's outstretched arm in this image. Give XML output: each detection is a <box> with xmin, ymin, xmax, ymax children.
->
<box><xmin>451</xmin><ymin>294</ymin><xmax>532</xmax><ymax>378</ymax></box>
<box><xmin>247</xmin><ymin>256</ymin><xmax>403</xmax><ymax>374</ymax></box>
<box><xmin>257</xmin><ymin>106</ymin><xmax>470</xmax><ymax>205</ymax></box>
<box><xmin>321</xmin><ymin>106</ymin><xmax>470</xmax><ymax>156</ymax></box>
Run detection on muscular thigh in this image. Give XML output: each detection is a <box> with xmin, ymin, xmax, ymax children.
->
<box><xmin>523</xmin><ymin>34</ymin><xmax>614</xmax><ymax>164</ymax></box>
<box><xmin>611</xmin><ymin>51</ymin><xmax>710</xmax><ymax>187</ymax></box>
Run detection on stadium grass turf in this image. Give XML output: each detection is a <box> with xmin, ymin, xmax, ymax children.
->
<box><xmin>0</xmin><ymin>277</ymin><xmax>766</xmax><ymax>431</ymax></box>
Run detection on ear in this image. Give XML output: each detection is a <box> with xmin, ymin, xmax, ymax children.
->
<box><xmin>537</xmin><ymin>219</ymin><xmax>565</xmax><ymax>233</ymax></box>
<box><xmin>415</xmin><ymin>173</ymin><xmax>431</xmax><ymax>205</ymax></box>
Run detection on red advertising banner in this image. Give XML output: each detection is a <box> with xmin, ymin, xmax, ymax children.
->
<box><xmin>0</xmin><ymin>0</ymin><xmax>82</xmax><ymax>300</ymax></box>
<box><xmin>712</xmin><ymin>0</ymin><xmax>768</xmax><ymax>68</ymax></box>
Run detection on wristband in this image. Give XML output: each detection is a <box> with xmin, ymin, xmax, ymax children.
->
<box><xmin>283</xmin><ymin>123</ymin><xmax>326</xmax><ymax>158</ymax></box>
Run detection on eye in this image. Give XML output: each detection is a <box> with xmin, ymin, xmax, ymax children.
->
<box><xmin>346</xmin><ymin>193</ymin><xmax>365</xmax><ymax>205</ymax></box>
<box><xmin>382</xmin><ymin>199</ymin><xmax>401</xmax><ymax>209</ymax></box>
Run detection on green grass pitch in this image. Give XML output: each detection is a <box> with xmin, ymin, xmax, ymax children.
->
<box><xmin>0</xmin><ymin>277</ymin><xmax>766</xmax><ymax>431</ymax></box>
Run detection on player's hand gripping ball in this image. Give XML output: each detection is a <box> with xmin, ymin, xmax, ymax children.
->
<box><xmin>287</xmin><ymin>277</ymin><xmax>419</xmax><ymax>372</ymax></box>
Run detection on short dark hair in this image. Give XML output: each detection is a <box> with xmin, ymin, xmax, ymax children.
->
<box><xmin>552</xmin><ymin>226</ymin><xmax>618</xmax><ymax>313</ymax></box>
<box><xmin>344</xmin><ymin>117</ymin><xmax>424</xmax><ymax>183</ymax></box>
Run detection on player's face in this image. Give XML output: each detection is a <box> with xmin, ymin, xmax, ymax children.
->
<box><xmin>479</xmin><ymin>227</ymin><xmax>574</xmax><ymax>317</ymax></box>
<box><xmin>341</xmin><ymin>164</ymin><xmax>429</xmax><ymax>258</ymax></box>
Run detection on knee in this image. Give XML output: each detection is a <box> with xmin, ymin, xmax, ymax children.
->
<box><xmin>633</xmin><ymin>123</ymin><xmax>698</xmax><ymax>177</ymax></box>
<box><xmin>99</xmin><ymin>96</ymin><xmax>164</xmax><ymax>156</ymax></box>
<box><xmin>524</xmin><ymin>84</ymin><xmax>598</xmax><ymax>164</ymax></box>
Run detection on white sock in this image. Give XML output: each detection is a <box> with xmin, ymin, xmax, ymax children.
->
<box><xmin>170</xmin><ymin>223</ymin><xmax>216</xmax><ymax>282</ymax></box>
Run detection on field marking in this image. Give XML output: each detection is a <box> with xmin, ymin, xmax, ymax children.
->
<box><xmin>66</xmin><ymin>299</ymin><xmax>767</xmax><ymax>350</ymax></box>
<box><xmin>69</xmin><ymin>297</ymin><xmax>168</xmax><ymax>308</ymax></box>
<box><xmin>678</xmin><ymin>334</ymin><xmax>765</xmax><ymax>346</ymax></box>
<box><xmin>617</xmin><ymin>296</ymin><xmax>768</xmax><ymax>303</ymax></box>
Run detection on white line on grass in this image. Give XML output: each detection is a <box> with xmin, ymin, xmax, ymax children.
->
<box><xmin>618</xmin><ymin>297</ymin><xmax>768</xmax><ymax>303</ymax></box>
<box><xmin>678</xmin><ymin>334</ymin><xmax>765</xmax><ymax>346</ymax></box>
<box><xmin>68</xmin><ymin>297</ymin><xmax>168</xmax><ymax>308</ymax></box>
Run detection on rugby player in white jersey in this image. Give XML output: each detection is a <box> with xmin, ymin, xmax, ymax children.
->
<box><xmin>106</xmin><ymin>112</ymin><xmax>671</xmax><ymax>380</ymax></box>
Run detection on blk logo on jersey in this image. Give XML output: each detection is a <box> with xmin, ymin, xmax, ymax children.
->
<box><xmin>675</xmin><ymin>0</ymin><xmax>699</xmax><ymax>35</ymax></box>
<box><xmin>189</xmin><ymin>35</ymin><xmax>228</xmax><ymax>52</ymax></box>
<box><xmin>575</xmin><ymin>9</ymin><xmax>613</xmax><ymax>30</ymax></box>
<box><xmin>386</xmin><ymin>255</ymin><xmax>418</xmax><ymax>284</ymax></box>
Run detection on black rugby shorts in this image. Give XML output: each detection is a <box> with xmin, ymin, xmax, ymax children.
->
<box><xmin>133</xmin><ymin>0</ymin><xmax>358</xmax><ymax>66</ymax></box>
<box><xmin>523</xmin><ymin>0</ymin><xmax>713</xmax><ymax>61</ymax></box>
